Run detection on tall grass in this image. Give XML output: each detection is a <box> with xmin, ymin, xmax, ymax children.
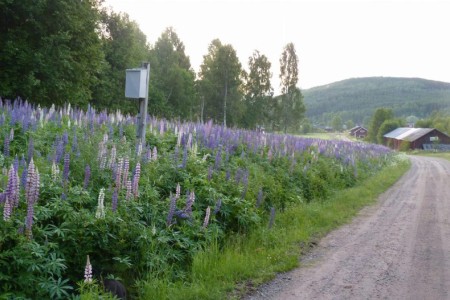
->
<box><xmin>138</xmin><ymin>158</ymin><xmax>410</xmax><ymax>299</ymax></box>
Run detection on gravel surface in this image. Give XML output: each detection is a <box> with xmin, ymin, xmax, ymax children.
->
<box><xmin>245</xmin><ymin>155</ymin><xmax>450</xmax><ymax>300</ymax></box>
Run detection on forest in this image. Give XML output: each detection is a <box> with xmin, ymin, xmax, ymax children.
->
<box><xmin>303</xmin><ymin>77</ymin><xmax>450</xmax><ymax>127</ymax></box>
<box><xmin>0</xmin><ymin>0</ymin><xmax>305</xmax><ymax>133</ymax></box>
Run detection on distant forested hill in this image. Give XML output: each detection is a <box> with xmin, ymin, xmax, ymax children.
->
<box><xmin>303</xmin><ymin>77</ymin><xmax>450</xmax><ymax>125</ymax></box>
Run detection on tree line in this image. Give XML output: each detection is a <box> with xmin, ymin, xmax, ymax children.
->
<box><xmin>0</xmin><ymin>0</ymin><xmax>305</xmax><ymax>132</ymax></box>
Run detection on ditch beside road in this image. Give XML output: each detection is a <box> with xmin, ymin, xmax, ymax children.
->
<box><xmin>246</xmin><ymin>155</ymin><xmax>450</xmax><ymax>300</ymax></box>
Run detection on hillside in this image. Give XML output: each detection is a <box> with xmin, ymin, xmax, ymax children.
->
<box><xmin>303</xmin><ymin>77</ymin><xmax>450</xmax><ymax>125</ymax></box>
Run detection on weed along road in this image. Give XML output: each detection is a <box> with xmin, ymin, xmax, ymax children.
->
<box><xmin>246</xmin><ymin>155</ymin><xmax>450</xmax><ymax>300</ymax></box>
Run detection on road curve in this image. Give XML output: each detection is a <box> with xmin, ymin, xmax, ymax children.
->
<box><xmin>246</xmin><ymin>156</ymin><xmax>450</xmax><ymax>300</ymax></box>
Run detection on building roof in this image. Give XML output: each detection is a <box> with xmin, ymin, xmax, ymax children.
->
<box><xmin>384</xmin><ymin>127</ymin><xmax>435</xmax><ymax>141</ymax></box>
<box><xmin>349</xmin><ymin>126</ymin><xmax>367</xmax><ymax>134</ymax></box>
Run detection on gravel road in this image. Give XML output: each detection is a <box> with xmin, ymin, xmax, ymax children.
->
<box><xmin>245</xmin><ymin>155</ymin><xmax>450</xmax><ymax>300</ymax></box>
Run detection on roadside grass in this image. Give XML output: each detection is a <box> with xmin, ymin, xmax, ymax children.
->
<box><xmin>297</xmin><ymin>132</ymin><xmax>357</xmax><ymax>141</ymax></box>
<box><xmin>138</xmin><ymin>158</ymin><xmax>411</xmax><ymax>300</ymax></box>
<box><xmin>411</xmin><ymin>151</ymin><xmax>450</xmax><ymax>161</ymax></box>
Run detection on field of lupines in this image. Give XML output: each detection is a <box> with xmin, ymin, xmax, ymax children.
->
<box><xmin>0</xmin><ymin>98</ymin><xmax>394</xmax><ymax>298</ymax></box>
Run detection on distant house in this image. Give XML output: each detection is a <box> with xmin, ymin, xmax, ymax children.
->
<box><xmin>383</xmin><ymin>127</ymin><xmax>450</xmax><ymax>150</ymax></box>
<box><xmin>349</xmin><ymin>126</ymin><xmax>368</xmax><ymax>139</ymax></box>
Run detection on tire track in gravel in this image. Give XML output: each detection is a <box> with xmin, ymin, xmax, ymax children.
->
<box><xmin>245</xmin><ymin>156</ymin><xmax>450</xmax><ymax>300</ymax></box>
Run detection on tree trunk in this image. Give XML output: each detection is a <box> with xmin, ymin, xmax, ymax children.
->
<box><xmin>223</xmin><ymin>81</ymin><xmax>228</xmax><ymax>127</ymax></box>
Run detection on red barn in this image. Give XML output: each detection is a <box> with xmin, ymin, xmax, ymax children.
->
<box><xmin>349</xmin><ymin>126</ymin><xmax>368</xmax><ymax>139</ymax></box>
<box><xmin>383</xmin><ymin>128</ymin><xmax>450</xmax><ymax>150</ymax></box>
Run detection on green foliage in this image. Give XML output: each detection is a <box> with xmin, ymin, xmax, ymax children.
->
<box><xmin>304</xmin><ymin>77</ymin><xmax>450</xmax><ymax>126</ymax></box>
<box><xmin>367</xmin><ymin>108</ymin><xmax>394</xmax><ymax>143</ymax></box>
<box><xmin>331</xmin><ymin>115</ymin><xmax>343</xmax><ymax>132</ymax></box>
<box><xmin>198</xmin><ymin>39</ymin><xmax>244</xmax><ymax>127</ymax></box>
<box><xmin>148</xmin><ymin>28</ymin><xmax>198</xmax><ymax>120</ymax></box>
<box><xmin>377</xmin><ymin>119</ymin><xmax>403</xmax><ymax>144</ymax></box>
<box><xmin>138</xmin><ymin>156</ymin><xmax>410</xmax><ymax>299</ymax></box>
<box><xmin>242</xmin><ymin>50</ymin><xmax>274</xmax><ymax>129</ymax></box>
<box><xmin>92</xmin><ymin>9</ymin><xmax>150</xmax><ymax>113</ymax></box>
<box><xmin>278</xmin><ymin>43</ymin><xmax>305</xmax><ymax>133</ymax></box>
<box><xmin>0</xmin><ymin>0</ymin><xmax>104</xmax><ymax>107</ymax></box>
<box><xmin>415</xmin><ymin>111</ymin><xmax>450</xmax><ymax>135</ymax></box>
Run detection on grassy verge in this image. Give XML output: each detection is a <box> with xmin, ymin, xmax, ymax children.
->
<box><xmin>138</xmin><ymin>158</ymin><xmax>411</xmax><ymax>299</ymax></box>
<box><xmin>411</xmin><ymin>151</ymin><xmax>450</xmax><ymax>161</ymax></box>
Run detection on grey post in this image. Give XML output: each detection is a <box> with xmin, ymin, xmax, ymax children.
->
<box><xmin>137</xmin><ymin>62</ymin><xmax>150</xmax><ymax>145</ymax></box>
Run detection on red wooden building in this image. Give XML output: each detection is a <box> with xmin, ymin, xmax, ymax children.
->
<box><xmin>383</xmin><ymin>128</ymin><xmax>450</xmax><ymax>150</ymax></box>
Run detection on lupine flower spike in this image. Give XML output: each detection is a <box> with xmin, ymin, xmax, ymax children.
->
<box><xmin>167</xmin><ymin>193</ymin><xmax>177</xmax><ymax>226</ymax></box>
<box><xmin>95</xmin><ymin>188</ymin><xmax>105</xmax><ymax>219</ymax></box>
<box><xmin>132</xmin><ymin>162</ymin><xmax>141</xmax><ymax>197</ymax></box>
<box><xmin>84</xmin><ymin>255</ymin><xmax>93</xmax><ymax>283</ymax></box>
<box><xmin>203</xmin><ymin>206</ymin><xmax>211</xmax><ymax>229</ymax></box>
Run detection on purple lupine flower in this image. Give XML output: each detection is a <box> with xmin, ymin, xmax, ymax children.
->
<box><xmin>256</xmin><ymin>188</ymin><xmax>264</xmax><ymax>208</ymax></box>
<box><xmin>111</xmin><ymin>188</ymin><xmax>118</xmax><ymax>212</ymax></box>
<box><xmin>20</xmin><ymin>155</ymin><xmax>26</xmax><ymax>168</ymax></box>
<box><xmin>84</xmin><ymin>255</ymin><xmax>93</xmax><ymax>283</ymax></box>
<box><xmin>25</xmin><ymin>159</ymin><xmax>39</xmax><ymax>205</ymax></box>
<box><xmin>166</xmin><ymin>193</ymin><xmax>177</xmax><ymax>226</ymax></box>
<box><xmin>83</xmin><ymin>165</ymin><xmax>91</xmax><ymax>189</ymax></box>
<box><xmin>213</xmin><ymin>198</ymin><xmax>222</xmax><ymax>215</ymax></box>
<box><xmin>203</xmin><ymin>206</ymin><xmax>211</xmax><ymax>228</ymax></box>
<box><xmin>6</xmin><ymin>165</ymin><xmax>20</xmax><ymax>208</ymax></box>
<box><xmin>55</xmin><ymin>137</ymin><xmax>64</xmax><ymax>163</ymax></box>
<box><xmin>25</xmin><ymin>158</ymin><xmax>40</xmax><ymax>239</ymax></box>
<box><xmin>132</xmin><ymin>162</ymin><xmax>141</xmax><ymax>197</ymax></box>
<box><xmin>25</xmin><ymin>202</ymin><xmax>34</xmax><ymax>239</ymax></box>
<box><xmin>125</xmin><ymin>180</ymin><xmax>132</xmax><ymax>201</ymax></box>
<box><xmin>241</xmin><ymin>170</ymin><xmax>249</xmax><ymax>199</ymax></box>
<box><xmin>268</xmin><ymin>207</ymin><xmax>276</xmax><ymax>229</ymax></box>
<box><xmin>13</xmin><ymin>155</ymin><xmax>19</xmax><ymax>172</ymax></box>
<box><xmin>122</xmin><ymin>157</ymin><xmax>129</xmax><ymax>189</ymax></box>
<box><xmin>185</xmin><ymin>191</ymin><xmax>195</xmax><ymax>215</ymax></box>
<box><xmin>225</xmin><ymin>169</ymin><xmax>231</xmax><ymax>181</ymax></box>
<box><xmin>173</xmin><ymin>146</ymin><xmax>179</xmax><ymax>164</ymax></box>
<box><xmin>62</xmin><ymin>131</ymin><xmax>69</xmax><ymax>147</ymax></box>
<box><xmin>63</xmin><ymin>153</ymin><xmax>70</xmax><ymax>184</ymax></box>
<box><xmin>214</xmin><ymin>148</ymin><xmax>222</xmax><ymax>170</ymax></box>
<box><xmin>207</xmin><ymin>165</ymin><xmax>213</xmax><ymax>181</ymax></box>
<box><xmin>3</xmin><ymin>135</ymin><xmax>9</xmax><ymax>157</ymax></box>
<box><xmin>119</xmin><ymin>124</ymin><xmax>123</xmax><ymax>137</ymax></box>
<box><xmin>181</xmin><ymin>147</ymin><xmax>187</xmax><ymax>168</ymax></box>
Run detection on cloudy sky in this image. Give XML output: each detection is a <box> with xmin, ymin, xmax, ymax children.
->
<box><xmin>103</xmin><ymin>0</ymin><xmax>450</xmax><ymax>93</ymax></box>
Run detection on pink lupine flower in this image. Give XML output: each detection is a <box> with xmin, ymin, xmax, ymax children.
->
<box><xmin>132</xmin><ymin>163</ymin><xmax>140</xmax><ymax>197</ymax></box>
<box><xmin>84</xmin><ymin>255</ymin><xmax>93</xmax><ymax>283</ymax></box>
<box><xmin>122</xmin><ymin>157</ymin><xmax>129</xmax><ymax>189</ymax></box>
<box><xmin>3</xmin><ymin>197</ymin><xmax>11</xmax><ymax>221</ymax></box>
<box><xmin>125</xmin><ymin>180</ymin><xmax>132</xmax><ymax>201</ymax></box>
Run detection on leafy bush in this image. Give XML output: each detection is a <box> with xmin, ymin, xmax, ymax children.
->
<box><xmin>0</xmin><ymin>99</ymin><xmax>394</xmax><ymax>298</ymax></box>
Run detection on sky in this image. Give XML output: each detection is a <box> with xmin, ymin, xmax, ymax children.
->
<box><xmin>103</xmin><ymin>0</ymin><xmax>450</xmax><ymax>93</ymax></box>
